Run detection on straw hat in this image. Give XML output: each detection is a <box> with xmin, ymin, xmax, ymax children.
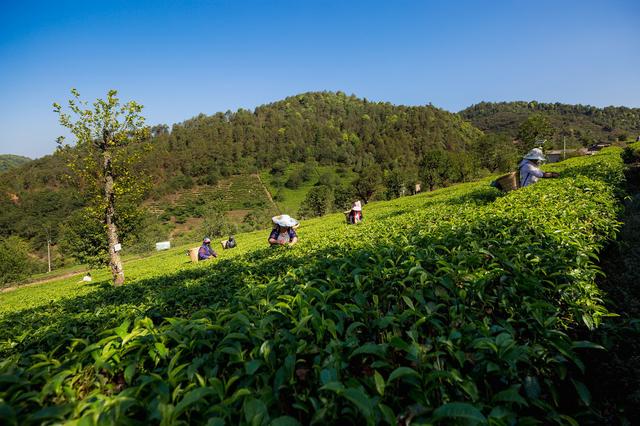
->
<box><xmin>352</xmin><ymin>200</ymin><xmax>362</xmax><ymax>211</ymax></box>
<box><xmin>523</xmin><ymin>148</ymin><xmax>546</xmax><ymax>161</ymax></box>
<box><xmin>272</xmin><ymin>214</ymin><xmax>299</xmax><ymax>227</ymax></box>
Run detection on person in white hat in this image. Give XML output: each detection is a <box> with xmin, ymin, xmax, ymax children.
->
<box><xmin>268</xmin><ymin>215</ymin><xmax>299</xmax><ymax>246</ymax></box>
<box><xmin>518</xmin><ymin>148</ymin><xmax>559</xmax><ymax>187</ymax></box>
<box><xmin>347</xmin><ymin>200</ymin><xmax>363</xmax><ymax>224</ymax></box>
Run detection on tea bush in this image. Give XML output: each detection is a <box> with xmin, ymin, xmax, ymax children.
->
<box><xmin>0</xmin><ymin>149</ymin><xmax>625</xmax><ymax>425</ymax></box>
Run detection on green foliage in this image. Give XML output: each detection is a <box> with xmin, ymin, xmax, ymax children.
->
<box><xmin>0</xmin><ymin>148</ymin><xmax>625</xmax><ymax>424</ymax></box>
<box><xmin>300</xmin><ymin>161</ymin><xmax>317</xmax><ymax>182</ymax></box>
<box><xmin>58</xmin><ymin>208</ymin><xmax>109</xmax><ymax>266</ymax></box>
<box><xmin>1</xmin><ymin>92</ymin><xmax>482</xmax><ymax>253</ymax></box>
<box><xmin>461</xmin><ymin>101</ymin><xmax>640</xmax><ymax>147</ymax></box>
<box><xmin>353</xmin><ymin>166</ymin><xmax>381</xmax><ymax>203</ymax></box>
<box><xmin>53</xmin><ymin>89</ymin><xmax>150</xmax><ymax>284</ymax></box>
<box><xmin>284</xmin><ymin>170</ymin><xmax>303</xmax><ymax>189</ymax></box>
<box><xmin>473</xmin><ymin>133</ymin><xmax>520</xmax><ymax>173</ymax></box>
<box><xmin>420</xmin><ymin>149</ymin><xmax>452</xmax><ymax>190</ymax></box>
<box><xmin>0</xmin><ymin>155</ymin><xmax>31</xmax><ymax>173</ymax></box>
<box><xmin>200</xmin><ymin>202</ymin><xmax>231</xmax><ymax>238</ymax></box>
<box><xmin>271</xmin><ymin>161</ymin><xmax>287</xmax><ymax>176</ymax></box>
<box><xmin>621</xmin><ymin>141</ymin><xmax>640</xmax><ymax>164</ymax></box>
<box><xmin>298</xmin><ymin>185</ymin><xmax>334</xmax><ymax>218</ymax></box>
<box><xmin>517</xmin><ymin>113</ymin><xmax>554</xmax><ymax>150</ymax></box>
<box><xmin>0</xmin><ymin>236</ymin><xmax>40</xmax><ymax>284</ymax></box>
<box><xmin>333</xmin><ymin>184</ymin><xmax>356</xmax><ymax>212</ymax></box>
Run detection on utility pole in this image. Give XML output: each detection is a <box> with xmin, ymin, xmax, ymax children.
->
<box><xmin>44</xmin><ymin>226</ymin><xmax>52</xmax><ymax>273</ymax></box>
<box><xmin>47</xmin><ymin>238</ymin><xmax>51</xmax><ymax>273</ymax></box>
<box><xmin>563</xmin><ymin>136</ymin><xmax>566</xmax><ymax>161</ymax></box>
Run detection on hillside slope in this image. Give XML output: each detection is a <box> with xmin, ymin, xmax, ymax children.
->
<box><xmin>0</xmin><ymin>91</ymin><xmax>487</xmax><ymax>266</ymax></box>
<box><xmin>0</xmin><ymin>148</ymin><xmax>626</xmax><ymax>424</ymax></box>
<box><xmin>0</xmin><ymin>154</ymin><xmax>31</xmax><ymax>173</ymax></box>
<box><xmin>460</xmin><ymin>101</ymin><xmax>640</xmax><ymax>145</ymax></box>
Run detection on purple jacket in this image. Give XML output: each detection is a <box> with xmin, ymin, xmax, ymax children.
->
<box><xmin>198</xmin><ymin>244</ymin><xmax>217</xmax><ymax>260</ymax></box>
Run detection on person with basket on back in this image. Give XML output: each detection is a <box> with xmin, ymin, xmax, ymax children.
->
<box><xmin>518</xmin><ymin>148</ymin><xmax>559</xmax><ymax>187</ymax></box>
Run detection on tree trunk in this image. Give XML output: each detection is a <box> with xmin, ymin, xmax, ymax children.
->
<box><xmin>103</xmin><ymin>149</ymin><xmax>125</xmax><ymax>286</ymax></box>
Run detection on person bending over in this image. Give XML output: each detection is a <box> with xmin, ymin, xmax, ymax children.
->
<box><xmin>198</xmin><ymin>237</ymin><xmax>218</xmax><ymax>260</ymax></box>
<box><xmin>518</xmin><ymin>148</ymin><xmax>559</xmax><ymax>187</ymax></box>
<box><xmin>268</xmin><ymin>215</ymin><xmax>299</xmax><ymax>246</ymax></box>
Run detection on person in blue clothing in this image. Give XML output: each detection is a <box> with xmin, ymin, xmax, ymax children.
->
<box><xmin>198</xmin><ymin>237</ymin><xmax>218</xmax><ymax>260</ymax></box>
<box><xmin>268</xmin><ymin>215</ymin><xmax>299</xmax><ymax>246</ymax></box>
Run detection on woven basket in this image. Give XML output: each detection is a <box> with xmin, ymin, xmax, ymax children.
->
<box><xmin>188</xmin><ymin>247</ymin><xmax>199</xmax><ymax>263</ymax></box>
<box><xmin>496</xmin><ymin>172</ymin><xmax>518</xmax><ymax>192</ymax></box>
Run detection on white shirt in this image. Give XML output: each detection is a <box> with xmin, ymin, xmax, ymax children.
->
<box><xmin>518</xmin><ymin>160</ymin><xmax>544</xmax><ymax>187</ymax></box>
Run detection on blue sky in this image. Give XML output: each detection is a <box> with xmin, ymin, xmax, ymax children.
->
<box><xmin>1</xmin><ymin>0</ymin><xmax>638</xmax><ymax>158</ymax></box>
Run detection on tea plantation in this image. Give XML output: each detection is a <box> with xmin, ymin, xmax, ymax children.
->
<box><xmin>0</xmin><ymin>149</ymin><xmax>628</xmax><ymax>424</ymax></box>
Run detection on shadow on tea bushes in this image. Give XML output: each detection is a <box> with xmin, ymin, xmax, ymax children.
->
<box><xmin>0</xmin><ymin>149</ymin><xmax>625</xmax><ymax>425</ymax></box>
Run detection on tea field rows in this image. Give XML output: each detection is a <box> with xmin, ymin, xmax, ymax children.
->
<box><xmin>0</xmin><ymin>148</ymin><xmax>626</xmax><ymax>424</ymax></box>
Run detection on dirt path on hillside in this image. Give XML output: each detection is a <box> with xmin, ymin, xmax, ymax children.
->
<box><xmin>1</xmin><ymin>269</ymin><xmax>86</xmax><ymax>293</ymax></box>
<box><xmin>254</xmin><ymin>173</ymin><xmax>280</xmax><ymax>213</ymax></box>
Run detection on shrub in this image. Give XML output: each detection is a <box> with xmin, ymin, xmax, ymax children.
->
<box><xmin>299</xmin><ymin>185</ymin><xmax>334</xmax><ymax>218</ymax></box>
<box><xmin>285</xmin><ymin>170</ymin><xmax>303</xmax><ymax>189</ymax></box>
<box><xmin>270</xmin><ymin>160</ymin><xmax>286</xmax><ymax>176</ymax></box>
<box><xmin>0</xmin><ymin>236</ymin><xmax>39</xmax><ymax>285</ymax></box>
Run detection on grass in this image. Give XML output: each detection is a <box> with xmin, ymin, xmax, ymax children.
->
<box><xmin>260</xmin><ymin>164</ymin><xmax>356</xmax><ymax>215</ymax></box>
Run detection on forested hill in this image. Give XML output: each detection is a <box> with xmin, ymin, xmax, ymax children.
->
<box><xmin>1</xmin><ymin>91</ymin><xmax>481</xmax><ymax>196</ymax></box>
<box><xmin>460</xmin><ymin>101</ymin><xmax>640</xmax><ymax>145</ymax></box>
<box><xmin>0</xmin><ymin>91</ymin><xmax>493</xmax><ymax>273</ymax></box>
<box><xmin>0</xmin><ymin>154</ymin><xmax>31</xmax><ymax>173</ymax></box>
<box><xmin>139</xmin><ymin>91</ymin><xmax>482</xmax><ymax>187</ymax></box>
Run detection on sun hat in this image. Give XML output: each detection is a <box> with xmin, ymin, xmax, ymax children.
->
<box><xmin>272</xmin><ymin>214</ymin><xmax>299</xmax><ymax>227</ymax></box>
<box><xmin>203</xmin><ymin>237</ymin><xmax>211</xmax><ymax>243</ymax></box>
<box><xmin>352</xmin><ymin>200</ymin><xmax>362</xmax><ymax>211</ymax></box>
<box><xmin>523</xmin><ymin>148</ymin><xmax>546</xmax><ymax>161</ymax></box>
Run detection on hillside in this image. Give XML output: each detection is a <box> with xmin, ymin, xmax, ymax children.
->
<box><xmin>0</xmin><ymin>92</ymin><xmax>489</xmax><ymax>269</ymax></box>
<box><xmin>460</xmin><ymin>101</ymin><xmax>640</xmax><ymax>146</ymax></box>
<box><xmin>0</xmin><ymin>148</ymin><xmax>632</xmax><ymax>424</ymax></box>
<box><xmin>0</xmin><ymin>154</ymin><xmax>31</xmax><ymax>173</ymax></box>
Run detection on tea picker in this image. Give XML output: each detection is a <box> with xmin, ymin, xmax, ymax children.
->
<box><xmin>268</xmin><ymin>215</ymin><xmax>299</xmax><ymax>246</ymax></box>
<box><xmin>491</xmin><ymin>148</ymin><xmax>559</xmax><ymax>192</ymax></box>
<box><xmin>518</xmin><ymin>148</ymin><xmax>559</xmax><ymax>187</ymax></box>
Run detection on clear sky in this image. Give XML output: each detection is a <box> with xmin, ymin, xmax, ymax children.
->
<box><xmin>1</xmin><ymin>0</ymin><xmax>638</xmax><ymax>158</ymax></box>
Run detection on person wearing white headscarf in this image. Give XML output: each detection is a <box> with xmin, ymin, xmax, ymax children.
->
<box><xmin>347</xmin><ymin>200</ymin><xmax>363</xmax><ymax>224</ymax></box>
<box><xmin>518</xmin><ymin>148</ymin><xmax>559</xmax><ymax>187</ymax></box>
<box><xmin>268</xmin><ymin>215</ymin><xmax>299</xmax><ymax>246</ymax></box>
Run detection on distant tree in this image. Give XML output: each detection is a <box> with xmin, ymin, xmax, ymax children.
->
<box><xmin>299</xmin><ymin>185</ymin><xmax>334</xmax><ymax>218</ymax></box>
<box><xmin>449</xmin><ymin>152</ymin><xmax>476</xmax><ymax>182</ymax></box>
<box><xmin>333</xmin><ymin>184</ymin><xmax>356</xmax><ymax>211</ymax></box>
<box><xmin>285</xmin><ymin>170</ymin><xmax>303</xmax><ymax>189</ymax></box>
<box><xmin>384</xmin><ymin>169</ymin><xmax>407</xmax><ymax>199</ymax></box>
<box><xmin>300</xmin><ymin>161</ymin><xmax>317</xmax><ymax>182</ymax></box>
<box><xmin>54</xmin><ymin>89</ymin><xmax>149</xmax><ymax>286</ymax></box>
<box><xmin>0</xmin><ymin>236</ymin><xmax>40</xmax><ymax>285</ymax></box>
<box><xmin>352</xmin><ymin>166</ymin><xmax>381</xmax><ymax>203</ymax></box>
<box><xmin>316</xmin><ymin>170</ymin><xmax>341</xmax><ymax>188</ymax></box>
<box><xmin>420</xmin><ymin>150</ymin><xmax>452</xmax><ymax>191</ymax></box>
<box><xmin>517</xmin><ymin>113</ymin><xmax>554</xmax><ymax>150</ymax></box>
<box><xmin>473</xmin><ymin>134</ymin><xmax>519</xmax><ymax>172</ymax></box>
<box><xmin>201</xmin><ymin>202</ymin><xmax>230</xmax><ymax>238</ymax></box>
<box><xmin>270</xmin><ymin>160</ymin><xmax>287</xmax><ymax>176</ymax></box>
<box><xmin>58</xmin><ymin>208</ymin><xmax>108</xmax><ymax>267</ymax></box>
